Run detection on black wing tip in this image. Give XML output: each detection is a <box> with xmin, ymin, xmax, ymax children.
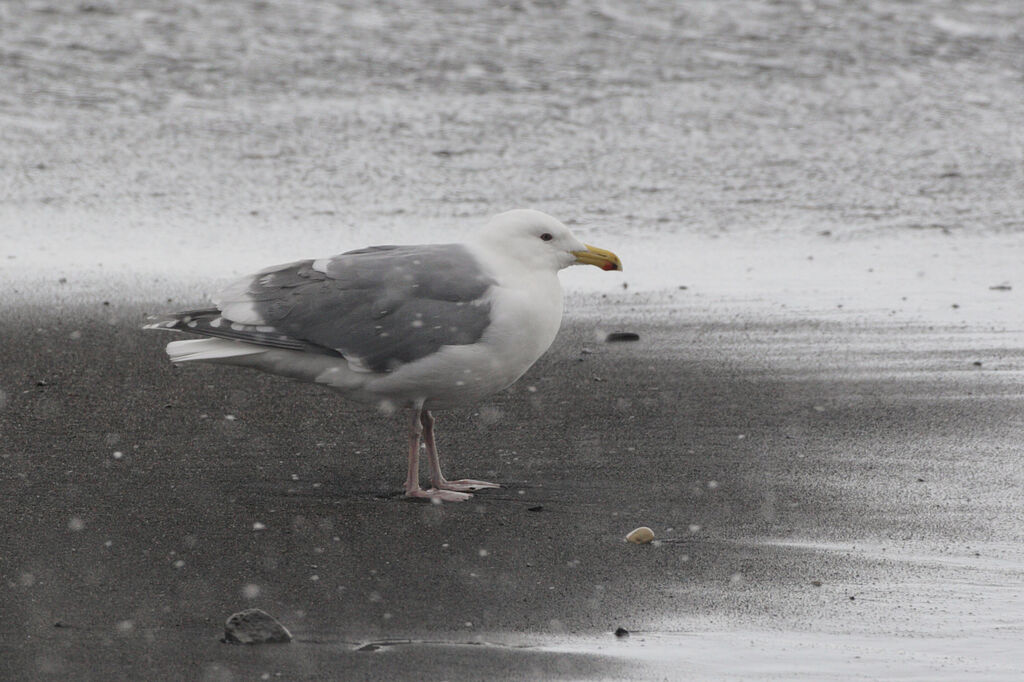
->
<box><xmin>144</xmin><ymin>309</ymin><xmax>342</xmax><ymax>357</ymax></box>
<box><xmin>142</xmin><ymin>308</ymin><xmax>220</xmax><ymax>332</ymax></box>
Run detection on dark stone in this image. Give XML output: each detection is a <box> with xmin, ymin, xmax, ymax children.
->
<box><xmin>605</xmin><ymin>332</ymin><xmax>640</xmax><ymax>343</ymax></box>
<box><xmin>614</xmin><ymin>627</ymin><xmax>630</xmax><ymax>637</ymax></box>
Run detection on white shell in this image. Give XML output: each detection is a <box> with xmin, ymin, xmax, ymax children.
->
<box><xmin>625</xmin><ymin>527</ymin><xmax>655</xmax><ymax>544</ymax></box>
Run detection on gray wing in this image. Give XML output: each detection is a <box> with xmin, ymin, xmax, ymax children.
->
<box><xmin>213</xmin><ymin>244</ymin><xmax>496</xmax><ymax>373</ymax></box>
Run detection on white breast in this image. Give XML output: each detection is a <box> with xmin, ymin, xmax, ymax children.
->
<box><xmin>363</xmin><ymin>257</ymin><xmax>565</xmax><ymax>410</ymax></box>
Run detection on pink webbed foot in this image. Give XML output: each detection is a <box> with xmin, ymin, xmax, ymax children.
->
<box><xmin>404</xmin><ymin>487</ymin><xmax>473</xmax><ymax>503</ymax></box>
<box><xmin>435</xmin><ymin>479</ymin><xmax>501</xmax><ymax>493</ymax></box>
<box><xmin>405</xmin><ymin>407</ymin><xmax>500</xmax><ymax>501</ymax></box>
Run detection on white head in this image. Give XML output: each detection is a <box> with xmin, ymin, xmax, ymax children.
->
<box><xmin>471</xmin><ymin>209</ymin><xmax>622</xmax><ymax>273</ymax></box>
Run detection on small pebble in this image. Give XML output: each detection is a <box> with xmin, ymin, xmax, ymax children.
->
<box><xmin>527</xmin><ymin>505</ymin><xmax>544</xmax><ymax>512</ymax></box>
<box><xmin>606</xmin><ymin>332</ymin><xmax>640</xmax><ymax>343</ymax></box>
<box><xmin>223</xmin><ymin>608</ymin><xmax>292</xmax><ymax>645</ymax></box>
<box><xmin>625</xmin><ymin>527</ymin><xmax>655</xmax><ymax>544</ymax></box>
<box><xmin>614</xmin><ymin>627</ymin><xmax>630</xmax><ymax>637</ymax></box>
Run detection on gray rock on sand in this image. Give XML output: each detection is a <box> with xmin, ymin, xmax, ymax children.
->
<box><xmin>223</xmin><ymin>608</ymin><xmax>292</xmax><ymax>645</ymax></box>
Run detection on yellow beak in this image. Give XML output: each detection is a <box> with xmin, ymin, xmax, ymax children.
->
<box><xmin>572</xmin><ymin>244</ymin><xmax>623</xmax><ymax>271</ymax></box>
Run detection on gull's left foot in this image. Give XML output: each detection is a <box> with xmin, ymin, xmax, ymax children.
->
<box><xmin>405</xmin><ymin>488</ymin><xmax>473</xmax><ymax>503</ymax></box>
<box><xmin>435</xmin><ymin>479</ymin><xmax>501</xmax><ymax>492</ymax></box>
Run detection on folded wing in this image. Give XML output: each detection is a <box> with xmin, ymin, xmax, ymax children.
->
<box><xmin>160</xmin><ymin>244</ymin><xmax>497</xmax><ymax>374</ymax></box>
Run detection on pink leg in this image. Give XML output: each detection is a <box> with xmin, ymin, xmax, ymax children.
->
<box><xmin>421</xmin><ymin>409</ymin><xmax>500</xmax><ymax>492</ymax></box>
<box><xmin>404</xmin><ymin>404</ymin><xmax>472</xmax><ymax>502</ymax></box>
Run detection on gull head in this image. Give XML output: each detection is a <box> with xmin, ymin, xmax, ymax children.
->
<box><xmin>473</xmin><ymin>209</ymin><xmax>622</xmax><ymax>273</ymax></box>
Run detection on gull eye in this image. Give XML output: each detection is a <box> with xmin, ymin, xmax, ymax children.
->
<box><xmin>539</xmin><ymin>233</ymin><xmax>553</xmax><ymax>241</ymax></box>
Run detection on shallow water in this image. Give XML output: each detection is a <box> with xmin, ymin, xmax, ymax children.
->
<box><xmin>3</xmin><ymin>1</ymin><xmax>1023</xmax><ymax>285</ymax></box>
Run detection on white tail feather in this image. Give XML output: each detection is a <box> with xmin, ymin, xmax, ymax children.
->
<box><xmin>166</xmin><ymin>338</ymin><xmax>267</xmax><ymax>363</ymax></box>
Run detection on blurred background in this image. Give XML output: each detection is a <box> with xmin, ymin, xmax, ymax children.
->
<box><xmin>2</xmin><ymin>0</ymin><xmax>1022</xmax><ymax>302</ymax></box>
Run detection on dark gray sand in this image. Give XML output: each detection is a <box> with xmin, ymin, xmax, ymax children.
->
<box><xmin>3</xmin><ymin>0</ymin><xmax>1024</xmax><ymax>678</ymax></box>
<box><xmin>2</xmin><ymin>300</ymin><xmax>1022</xmax><ymax>679</ymax></box>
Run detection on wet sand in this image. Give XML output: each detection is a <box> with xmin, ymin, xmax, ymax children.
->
<box><xmin>2</xmin><ymin>296</ymin><xmax>1022</xmax><ymax>679</ymax></box>
<box><xmin>3</xmin><ymin>0</ymin><xmax>1024</xmax><ymax>678</ymax></box>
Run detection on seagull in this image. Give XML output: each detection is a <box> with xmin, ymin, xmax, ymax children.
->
<box><xmin>146</xmin><ymin>209</ymin><xmax>622</xmax><ymax>502</ymax></box>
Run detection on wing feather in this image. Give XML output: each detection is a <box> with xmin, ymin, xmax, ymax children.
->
<box><xmin>203</xmin><ymin>244</ymin><xmax>496</xmax><ymax>372</ymax></box>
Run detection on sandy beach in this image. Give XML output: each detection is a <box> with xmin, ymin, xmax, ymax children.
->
<box><xmin>2</xmin><ymin>0</ymin><xmax>1023</xmax><ymax>679</ymax></box>
<box><xmin>3</xmin><ymin>289</ymin><xmax>1023</xmax><ymax>679</ymax></box>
